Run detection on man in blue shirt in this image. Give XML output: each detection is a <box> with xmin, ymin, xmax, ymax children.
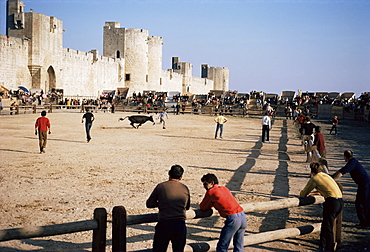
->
<box><xmin>332</xmin><ymin>150</ymin><xmax>370</xmax><ymax>228</ymax></box>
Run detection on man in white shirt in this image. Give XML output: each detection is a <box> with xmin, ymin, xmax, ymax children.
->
<box><xmin>262</xmin><ymin>112</ymin><xmax>271</xmax><ymax>143</ymax></box>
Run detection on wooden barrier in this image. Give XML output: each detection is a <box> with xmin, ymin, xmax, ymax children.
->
<box><xmin>0</xmin><ymin>196</ymin><xmax>340</xmax><ymax>251</ymax></box>
<box><xmin>0</xmin><ymin>208</ymin><xmax>107</xmax><ymax>252</ymax></box>
<box><xmin>112</xmin><ymin>196</ymin><xmax>330</xmax><ymax>252</ymax></box>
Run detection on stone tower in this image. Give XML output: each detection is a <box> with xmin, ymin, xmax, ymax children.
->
<box><xmin>201</xmin><ymin>64</ymin><xmax>229</xmax><ymax>91</ymax></box>
<box><xmin>6</xmin><ymin>0</ymin><xmax>63</xmax><ymax>91</ymax></box>
<box><xmin>103</xmin><ymin>22</ymin><xmax>164</xmax><ymax>95</ymax></box>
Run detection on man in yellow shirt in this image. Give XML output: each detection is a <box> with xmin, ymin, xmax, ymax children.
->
<box><xmin>300</xmin><ymin>162</ymin><xmax>343</xmax><ymax>252</ymax></box>
<box><xmin>214</xmin><ymin>113</ymin><xmax>227</xmax><ymax>139</ymax></box>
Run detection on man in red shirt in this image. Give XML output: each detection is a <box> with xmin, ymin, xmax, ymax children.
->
<box><xmin>35</xmin><ymin>110</ymin><xmax>51</xmax><ymax>153</ymax></box>
<box><xmin>313</xmin><ymin>126</ymin><xmax>326</xmax><ymax>158</ymax></box>
<box><xmin>200</xmin><ymin>173</ymin><xmax>246</xmax><ymax>252</ymax></box>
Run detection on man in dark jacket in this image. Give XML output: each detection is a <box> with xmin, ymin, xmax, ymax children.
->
<box><xmin>332</xmin><ymin>150</ymin><xmax>370</xmax><ymax>229</ymax></box>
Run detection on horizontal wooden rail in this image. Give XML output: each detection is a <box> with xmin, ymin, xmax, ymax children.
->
<box><xmin>185</xmin><ymin>223</ymin><xmax>321</xmax><ymax>252</ymax></box>
<box><xmin>0</xmin><ymin>220</ymin><xmax>98</xmax><ymax>242</ymax></box>
<box><xmin>134</xmin><ymin>223</ymin><xmax>321</xmax><ymax>252</ymax></box>
<box><xmin>127</xmin><ymin>196</ymin><xmax>324</xmax><ymax>225</ymax></box>
<box><xmin>0</xmin><ymin>208</ymin><xmax>107</xmax><ymax>252</ymax></box>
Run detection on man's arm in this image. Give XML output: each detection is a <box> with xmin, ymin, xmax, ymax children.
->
<box><xmin>146</xmin><ymin>187</ymin><xmax>159</xmax><ymax>208</ymax></box>
<box><xmin>332</xmin><ymin>171</ymin><xmax>343</xmax><ymax>180</ymax></box>
<box><xmin>199</xmin><ymin>193</ymin><xmax>212</xmax><ymax>211</ymax></box>
<box><xmin>47</xmin><ymin>119</ymin><xmax>51</xmax><ymax>134</ymax></box>
<box><xmin>35</xmin><ymin>119</ymin><xmax>38</xmax><ymax>135</ymax></box>
<box><xmin>186</xmin><ymin>191</ymin><xmax>191</xmax><ymax>210</ymax></box>
<box><xmin>299</xmin><ymin>178</ymin><xmax>315</xmax><ymax>198</ymax></box>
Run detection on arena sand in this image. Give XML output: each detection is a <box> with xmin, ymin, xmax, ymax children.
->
<box><xmin>0</xmin><ymin>111</ymin><xmax>369</xmax><ymax>251</ymax></box>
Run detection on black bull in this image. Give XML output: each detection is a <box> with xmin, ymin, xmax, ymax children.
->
<box><xmin>119</xmin><ymin>115</ymin><xmax>155</xmax><ymax>129</ymax></box>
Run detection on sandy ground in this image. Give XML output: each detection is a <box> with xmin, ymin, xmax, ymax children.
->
<box><xmin>0</xmin><ymin>110</ymin><xmax>369</xmax><ymax>252</ymax></box>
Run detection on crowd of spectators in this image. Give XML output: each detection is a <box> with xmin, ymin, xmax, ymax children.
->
<box><xmin>2</xmin><ymin>87</ymin><xmax>369</xmax><ymax>118</ymax></box>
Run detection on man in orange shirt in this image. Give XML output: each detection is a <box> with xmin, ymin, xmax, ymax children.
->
<box><xmin>200</xmin><ymin>173</ymin><xmax>246</xmax><ymax>251</ymax></box>
<box><xmin>35</xmin><ymin>110</ymin><xmax>51</xmax><ymax>153</ymax></box>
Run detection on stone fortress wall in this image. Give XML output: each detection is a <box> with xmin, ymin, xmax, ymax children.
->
<box><xmin>0</xmin><ymin>0</ymin><xmax>229</xmax><ymax>98</ymax></box>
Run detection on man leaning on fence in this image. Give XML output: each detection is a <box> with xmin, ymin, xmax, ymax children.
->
<box><xmin>146</xmin><ymin>165</ymin><xmax>190</xmax><ymax>252</ymax></box>
<box><xmin>300</xmin><ymin>162</ymin><xmax>343</xmax><ymax>252</ymax></box>
<box><xmin>200</xmin><ymin>173</ymin><xmax>247</xmax><ymax>252</ymax></box>
<box><xmin>332</xmin><ymin>150</ymin><xmax>370</xmax><ymax>229</ymax></box>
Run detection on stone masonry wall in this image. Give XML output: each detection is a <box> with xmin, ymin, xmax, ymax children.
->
<box><xmin>0</xmin><ymin>35</ymin><xmax>32</xmax><ymax>89</ymax></box>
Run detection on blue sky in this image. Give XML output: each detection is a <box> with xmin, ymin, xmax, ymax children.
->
<box><xmin>1</xmin><ymin>0</ymin><xmax>369</xmax><ymax>96</ymax></box>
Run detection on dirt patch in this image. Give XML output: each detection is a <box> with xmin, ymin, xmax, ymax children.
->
<box><xmin>0</xmin><ymin>112</ymin><xmax>369</xmax><ymax>251</ymax></box>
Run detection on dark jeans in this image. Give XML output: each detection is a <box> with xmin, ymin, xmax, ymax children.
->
<box><xmin>85</xmin><ymin>122</ymin><xmax>92</xmax><ymax>140</ymax></box>
<box><xmin>153</xmin><ymin>220</ymin><xmax>186</xmax><ymax>252</ymax></box>
<box><xmin>356</xmin><ymin>182</ymin><xmax>370</xmax><ymax>226</ymax></box>
<box><xmin>215</xmin><ymin>123</ymin><xmax>224</xmax><ymax>138</ymax></box>
<box><xmin>320</xmin><ymin>198</ymin><xmax>343</xmax><ymax>251</ymax></box>
<box><xmin>262</xmin><ymin>125</ymin><xmax>269</xmax><ymax>142</ymax></box>
<box><xmin>329</xmin><ymin>125</ymin><xmax>337</xmax><ymax>134</ymax></box>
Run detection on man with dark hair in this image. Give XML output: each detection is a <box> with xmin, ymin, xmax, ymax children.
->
<box><xmin>301</xmin><ymin>117</ymin><xmax>316</xmax><ymax>162</ymax></box>
<box><xmin>146</xmin><ymin>165</ymin><xmax>190</xmax><ymax>252</ymax></box>
<box><xmin>261</xmin><ymin>112</ymin><xmax>271</xmax><ymax>143</ymax></box>
<box><xmin>332</xmin><ymin>150</ymin><xmax>370</xmax><ymax>228</ymax></box>
<box><xmin>300</xmin><ymin>162</ymin><xmax>343</xmax><ymax>252</ymax></box>
<box><xmin>35</xmin><ymin>110</ymin><xmax>51</xmax><ymax>153</ymax></box>
<box><xmin>200</xmin><ymin>173</ymin><xmax>246</xmax><ymax>252</ymax></box>
<box><xmin>313</xmin><ymin>126</ymin><xmax>326</xmax><ymax>158</ymax></box>
<box><xmin>329</xmin><ymin>115</ymin><xmax>339</xmax><ymax>135</ymax></box>
<box><xmin>82</xmin><ymin>108</ymin><xmax>95</xmax><ymax>143</ymax></box>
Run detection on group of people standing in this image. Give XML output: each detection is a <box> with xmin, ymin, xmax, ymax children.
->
<box><xmin>296</xmin><ymin>113</ymin><xmax>370</xmax><ymax>251</ymax></box>
<box><xmin>300</xmin><ymin>150</ymin><xmax>370</xmax><ymax>251</ymax></box>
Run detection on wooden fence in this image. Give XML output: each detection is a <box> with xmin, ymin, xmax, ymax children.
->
<box><xmin>0</xmin><ymin>208</ymin><xmax>107</xmax><ymax>252</ymax></box>
<box><xmin>114</xmin><ymin>195</ymin><xmax>338</xmax><ymax>252</ymax></box>
<box><xmin>0</xmin><ymin>195</ymin><xmax>339</xmax><ymax>251</ymax></box>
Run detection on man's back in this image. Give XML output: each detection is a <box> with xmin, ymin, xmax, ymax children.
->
<box><xmin>146</xmin><ymin>180</ymin><xmax>190</xmax><ymax>221</ymax></box>
<box><xmin>35</xmin><ymin>117</ymin><xmax>50</xmax><ymax>131</ymax></box>
<box><xmin>303</xmin><ymin>122</ymin><xmax>315</xmax><ymax>135</ymax></box>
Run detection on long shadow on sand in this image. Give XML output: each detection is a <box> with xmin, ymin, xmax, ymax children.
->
<box><xmin>258</xmin><ymin>119</ymin><xmax>290</xmax><ymax>232</ymax></box>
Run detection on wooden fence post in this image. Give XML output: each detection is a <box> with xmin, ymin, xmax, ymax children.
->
<box><xmin>15</xmin><ymin>105</ymin><xmax>19</xmax><ymax>115</ymax></box>
<box><xmin>92</xmin><ymin>208</ymin><xmax>107</xmax><ymax>252</ymax></box>
<box><xmin>112</xmin><ymin>206</ymin><xmax>127</xmax><ymax>252</ymax></box>
<box><xmin>33</xmin><ymin>104</ymin><xmax>36</xmax><ymax>113</ymax></box>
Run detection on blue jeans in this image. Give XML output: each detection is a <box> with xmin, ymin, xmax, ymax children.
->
<box><xmin>85</xmin><ymin>122</ymin><xmax>92</xmax><ymax>140</ymax></box>
<box><xmin>215</xmin><ymin>123</ymin><xmax>224</xmax><ymax>138</ymax></box>
<box><xmin>217</xmin><ymin>211</ymin><xmax>247</xmax><ymax>252</ymax></box>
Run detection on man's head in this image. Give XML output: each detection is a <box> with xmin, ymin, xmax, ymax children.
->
<box><xmin>41</xmin><ymin>110</ymin><xmax>47</xmax><ymax>117</ymax></box>
<box><xmin>201</xmin><ymin>173</ymin><xmax>219</xmax><ymax>190</ymax></box>
<box><xmin>168</xmin><ymin>165</ymin><xmax>184</xmax><ymax>180</ymax></box>
<box><xmin>86</xmin><ymin>108</ymin><xmax>90</xmax><ymax>112</ymax></box>
<box><xmin>315</xmin><ymin>126</ymin><xmax>321</xmax><ymax>133</ymax></box>
<box><xmin>344</xmin><ymin>150</ymin><xmax>353</xmax><ymax>162</ymax></box>
<box><xmin>310</xmin><ymin>162</ymin><xmax>323</xmax><ymax>175</ymax></box>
